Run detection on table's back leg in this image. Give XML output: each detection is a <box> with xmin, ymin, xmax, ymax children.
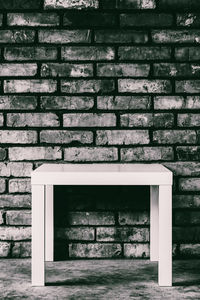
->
<box><xmin>32</xmin><ymin>184</ymin><xmax>45</xmax><ymax>286</ymax></box>
<box><xmin>45</xmin><ymin>185</ymin><xmax>54</xmax><ymax>262</ymax></box>
<box><xmin>150</xmin><ymin>185</ymin><xmax>159</xmax><ymax>261</ymax></box>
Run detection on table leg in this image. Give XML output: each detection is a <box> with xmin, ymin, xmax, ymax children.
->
<box><xmin>45</xmin><ymin>185</ymin><xmax>54</xmax><ymax>262</ymax></box>
<box><xmin>158</xmin><ymin>185</ymin><xmax>172</xmax><ymax>286</ymax></box>
<box><xmin>32</xmin><ymin>185</ymin><xmax>45</xmax><ymax>286</ymax></box>
<box><xmin>150</xmin><ymin>185</ymin><xmax>159</xmax><ymax>261</ymax></box>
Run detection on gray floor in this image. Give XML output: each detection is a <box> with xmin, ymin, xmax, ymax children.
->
<box><xmin>0</xmin><ymin>259</ymin><xmax>200</xmax><ymax>299</ymax></box>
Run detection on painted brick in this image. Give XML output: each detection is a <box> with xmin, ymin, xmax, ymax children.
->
<box><xmin>176</xmin><ymin>146</ymin><xmax>200</xmax><ymax>161</ymax></box>
<box><xmin>173</xmin><ymin>227</ymin><xmax>200</xmax><ymax>242</ymax></box>
<box><xmin>40</xmin><ymin>130</ymin><xmax>93</xmax><ymax>144</ymax></box>
<box><xmin>120</xmin><ymin>113</ymin><xmax>173</xmax><ymax>127</ymax></box>
<box><xmin>4</xmin><ymin>47</ymin><xmax>57</xmax><ymax>61</ymax></box>
<box><xmin>97</xmin><ymin>96</ymin><xmax>151</xmax><ymax>110</ymax></box>
<box><xmin>180</xmin><ymin>244</ymin><xmax>200</xmax><ymax>258</ymax></box>
<box><xmin>39</xmin><ymin>30</ymin><xmax>91</xmax><ymax>43</ymax></box>
<box><xmin>67</xmin><ymin>212</ymin><xmax>115</xmax><ymax>225</ymax></box>
<box><xmin>9</xmin><ymin>179</ymin><xmax>31</xmax><ymax>193</ymax></box>
<box><xmin>4</xmin><ymin>80</ymin><xmax>57</xmax><ymax>93</ymax></box>
<box><xmin>173</xmin><ymin>195</ymin><xmax>200</xmax><ymax>208</ymax></box>
<box><xmin>154</xmin><ymin>63</ymin><xmax>200</xmax><ymax>77</ymax></box>
<box><xmin>153</xmin><ymin>130</ymin><xmax>196</xmax><ymax>144</ymax></box>
<box><xmin>0</xmin><ymin>242</ymin><xmax>10</xmax><ymax>257</ymax></box>
<box><xmin>0</xmin><ymin>96</ymin><xmax>37</xmax><ymax>110</ymax></box>
<box><xmin>64</xmin><ymin>147</ymin><xmax>118</xmax><ymax>161</ymax></box>
<box><xmin>41</xmin><ymin>63</ymin><xmax>93</xmax><ymax>77</ymax></box>
<box><xmin>175</xmin><ymin>211</ymin><xmax>200</xmax><ymax>225</ymax></box>
<box><xmin>164</xmin><ymin>162</ymin><xmax>200</xmax><ymax>176</ymax></box>
<box><xmin>63</xmin><ymin>12</ymin><xmax>116</xmax><ymax>27</ymax></box>
<box><xmin>158</xmin><ymin>0</ymin><xmax>200</xmax><ymax>10</ymax></box>
<box><xmin>152</xmin><ymin>30</ymin><xmax>200</xmax><ymax>44</ymax></box>
<box><xmin>96</xmin><ymin>227</ymin><xmax>149</xmax><ymax>242</ymax></box>
<box><xmin>176</xmin><ymin>80</ymin><xmax>200</xmax><ymax>93</ymax></box>
<box><xmin>9</xmin><ymin>147</ymin><xmax>62</xmax><ymax>161</ymax></box>
<box><xmin>97</xmin><ymin>63</ymin><xmax>150</xmax><ymax>77</ymax></box>
<box><xmin>121</xmin><ymin>147</ymin><xmax>174</xmax><ymax>161</ymax></box>
<box><xmin>41</xmin><ymin>96</ymin><xmax>94</xmax><ymax>110</ymax></box>
<box><xmin>0</xmin><ymin>130</ymin><xmax>37</xmax><ymax>144</ymax></box>
<box><xmin>175</xmin><ymin>47</ymin><xmax>200</xmax><ymax>61</ymax></box>
<box><xmin>55</xmin><ymin>227</ymin><xmax>94</xmax><ymax>241</ymax></box>
<box><xmin>119</xmin><ymin>212</ymin><xmax>149</xmax><ymax>225</ymax></box>
<box><xmin>61</xmin><ymin>79</ymin><xmax>115</xmax><ymax>93</ymax></box>
<box><xmin>44</xmin><ymin>0</ymin><xmax>99</xmax><ymax>9</ymax></box>
<box><xmin>0</xmin><ymin>179</ymin><xmax>6</xmax><ymax>193</ymax></box>
<box><xmin>69</xmin><ymin>243</ymin><xmax>122</xmax><ymax>258</ymax></box>
<box><xmin>0</xmin><ymin>0</ymin><xmax>41</xmax><ymax>9</ymax></box>
<box><xmin>96</xmin><ymin>130</ymin><xmax>149</xmax><ymax>145</ymax></box>
<box><xmin>0</xmin><ymin>195</ymin><xmax>31</xmax><ymax>208</ymax></box>
<box><xmin>0</xmin><ymin>30</ymin><xmax>35</xmax><ymax>43</ymax></box>
<box><xmin>117</xmin><ymin>0</ymin><xmax>156</xmax><ymax>9</ymax></box>
<box><xmin>6</xmin><ymin>210</ymin><xmax>31</xmax><ymax>225</ymax></box>
<box><xmin>179</xmin><ymin>178</ymin><xmax>200</xmax><ymax>191</ymax></box>
<box><xmin>118</xmin><ymin>79</ymin><xmax>171</xmax><ymax>93</ymax></box>
<box><xmin>95</xmin><ymin>30</ymin><xmax>148</xmax><ymax>43</ymax></box>
<box><xmin>124</xmin><ymin>244</ymin><xmax>150</xmax><ymax>258</ymax></box>
<box><xmin>7</xmin><ymin>113</ymin><xmax>59</xmax><ymax>127</ymax></box>
<box><xmin>0</xmin><ymin>64</ymin><xmax>37</xmax><ymax>77</ymax></box>
<box><xmin>177</xmin><ymin>13</ymin><xmax>200</xmax><ymax>27</ymax></box>
<box><xmin>0</xmin><ymin>148</ymin><xmax>6</xmax><ymax>161</ymax></box>
<box><xmin>7</xmin><ymin>13</ymin><xmax>59</xmax><ymax>27</ymax></box>
<box><xmin>178</xmin><ymin>114</ymin><xmax>200</xmax><ymax>127</ymax></box>
<box><xmin>120</xmin><ymin>13</ymin><xmax>172</xmax><ymax>27</ymax></box>
<box><xmin>12</xmin><ymin>241</ymin><xmax>31</xmax><ymax>258</ymax></box>
<box><xmin>61</xmin><ymin>46</ymin><xmax>115</xmax><ymax>61</ymax></box>
<box><xmin>118</xmin><ymin>46</ymin><xmax>171</xmax><ymax>60</ymax></box>
<box><xmin>63</xmin><ymin>113</ymin><xmax>116</xmax><ymax>127</ymax></box>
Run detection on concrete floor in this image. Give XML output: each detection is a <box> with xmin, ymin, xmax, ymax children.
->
<box><xmin>0</xmin><ymin>259</ymin><xmax>200</xmax><ymax>299</ymax></box>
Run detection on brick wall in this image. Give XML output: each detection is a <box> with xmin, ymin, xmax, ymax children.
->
<box><xmin>0</xmin><ymin>0</ymin><xmax>200</xmax><ymax>258</ymax></box>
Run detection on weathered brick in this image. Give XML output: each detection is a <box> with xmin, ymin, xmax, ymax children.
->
<box><xmin>154</xmin><ymin>63</ymin><xmax>200</xmax><ymax>77</ymax></box>
<box><xmin>4</xmin><ymin>80</ymin><xmax>57</xmax><ymax>94</ymax></box>
<box><xmin>44</xmin><ymin>0</ymin><xmax>99</xmax><ymax>9</ymax></box>
<box><xmin>0</xmin><ymin>179</ymin><xmax>6</xmax><ymax>193</ymax></box>
<box><xmin>154</xmin><ymin>96</ymin><xmax>184</xmax><ymax>110</ymax></box>
<box><xmin>179</xmin><ymin>178</ymin><xmax>200</xmax><ymax>191</ymax></box>
<box><xmin>173</xmin><ymin>227</ymin><xmax>200</xmax><ymax>242</ymax></box>
<box><xmin>61</xmin><ymin>79</ymin><xmax>115</xmax><ymax>93</ymax></box>
<box><xmin>175</xmin><ymin>47</ymin><xmax>200</xmax><ymax>61</ymax></box>
<box><xmin>158</xmin><ymin>0</ymin><xmax>200</xmax><ymax>10</ymax></box>
<box><xmin>117</xmin><ymin>0</ymin><xmax>156</xmax><ymax>9</ymax></box>
<box><xmin>64</xmin><ymin>147</ymin><xmax>118</xmax><ymax>161</ymax></box>
<box><xmin>67</xmin><ymin>212</ymin><xmax>115</xmax><ymax>225</ymax></box>
<box><xmin>153</xmin><ymin>130</ymin><xmax>196</xmax><ymax>144</ymax></box>
<box><xmin>63</xmin><ymin>12</ymin><xmax>116</xmax><ymax>27</ymax></box>
<box><xmin>8</xmin><ymin>13</ymin><xmax>59</xmax><ymax>27</ymax></box>
<box><xmin>95</xmin><ymin>30</ymin><xmax>148</xmax><ymax>43</ymax></box>
<box><xmin>6</xmin><ymin>162</ymin><xmax>32</xmax><ymax>177</ymax></box>
<box><xmin>0</xmin><ymin>210</ymin><xmax>3</xmax><ymax>224</ymax></box>
<box><xmin>69</xmin><ymin>243</ymin><xmax>122</xmax><ymax>258</ymax></box>
<box><xmin>124</xmin><ymin>244</ymin><xmax>150</xmax><ymax>258</ymax></box>
<box><xmin>55</xmin><ymin>227</ymin><xmax>94</xmax><ymax>240</ymax></box>
<box><xmin>12</xmin><ymin>241</ymin><xmax>31</xmax><ymax>258</ymax></box>
<box><xmin>96</xmin><ymin>130</ymin><xmax>149</xmax><ymax>145</ymax></box>
<box><xmin>173</xmin><ymin>195</ymin><xmax>200</xmax><ymax>208</ymax></box>
<box><xmin>0</xmin><ymin>130</ymin><xmax>37</xmax><ymax>144</ymax></box>
<box><xmin>0</xmin><ymin>148</ymin><xmax>6</xmax><ymax>161</ymax></box>
<box><xmin>185</xmin><ymin>96</ymin><xmax>200</xmax><ymax>109</ymax></box>
<box><xmin>97</xmin><ymin>227</ymin><xmax>149</xmax><ymax>242</ymax></box>
<box><xmin>40</xmin><ymin>130</ymin><xmax>93</xmax><ymax>144</ymax></box>
<box><xmin>177</xmin><ymin>13</ymin><xmax>200</xmax><ymax>27</ymax></box>
<box><xmin>152</xmin><ymin>30</ymin><xmax>200</xmax><ymax>44</ymax></box>
<box><xmin>6</xmin><ymin>210</ymin><xmax>31</xmax><ymax>225</ymax></box>
<box><xmin>178</xmin><ymin>114</ymin><xmax>200</xmax><ymax>127</ymax></box>
<box><xmin>9</xmin><ymin>179</ymin><xmax>31</xmax><ymax>193</ymax></box>
<box><xmin>0</xmin><ymin>163</ymin><xmax>9</xmax><ymax>177</ymax></box>
<box><xmin>0</xmin><ymin>227</ymin><xmax>31</xmax><ymax>240</ymax></box>
<box><xmin>0</xmin><ymin>195</ymin><xmax>31</xmax><ymax>208</ymax></box>
<box><xmin>118</xmin><ymin>79</ymin><xmax>171</xmax><ymax>93</ymax></box>
<box><xmin>63</xmin><ymin>113</ymin><xmax>116</xmax><ymax>127</ymax></box>
<box><xmin>7</xmin><ymin>113</ymin><xmax>59</xmax><ymax>127</ymax></box>
<box><xmin>0</xmin><ymin>30</ymin><xmax>35</xmax><ymax>43</ymax></box>
<box><xmin>97</xmin><ymin>63</ymin><xmax>150</xmax><ymax>77</ymax></box>
<box><xmin>121</xmin><ymin>147</ymin><xmax>174</xmax><ymax>161</ymax></box>
<box><xmin>180</xmin><ymin>244</ymin><xmax>200</xmax><ymax>258</ymax></box>
<box><xmin>176</xmin><ymin>80</ymin><xmax>200</xmax><ymax>93</ymax></box>
<box><xmin>39</xmin><ymin>30</ymin><xmax>91</xmax><ymax>43</ymax></box>
<box><xmin>0</xmin><ymin>96</ymin><xmax>37</xmax><ymax>110</ymax></box>
<box><xmin>4</xmin><ymin>47</ymin><xmax>57</xmax><ymax>61</ymax></box>
<box><xmin>41</xmin><ymin>96</ymin><xmax>94</xmax><ymax>110</ymax></box>
<box><xmin>175</xmin><ymin>211</ymin><xmax>200</xmax><ymax>225</ymax></box>
<box><xmin>97</xmin><ymin>96</ymin><xmax>151</xmax><ymax>110</ymax></box>
<box><xmin>0</xmin><ymin>63</ymin><xmax>37</xmax><ymax>77</ymax></box>
<box><xmin>119</xmin><ymin>212</ymin><xmax>149</xmax><ymax>225</ymax></box>
<box><xmin>0</xmin><ymin>242</ymin><xmax>10</xmax><ymax>257</ymax></box>
<box><xmin>164</xmin><ymin>162</ymin><xmax>200</xmax><ymax>176</ymax></box>
<box><xmin>0</xmin><ymin>114</ymin><xmax>3</xmax><ymax>126</ymax></box>
<box><xmin>120</xmin><ymin>113</ymin><xmax>173</xmax><ymax>127</ymax></box>
<box><xmin>176</xmin><ymin>146</ymin><xmax>200</xmax><ymax>161</ymax></box>
<box><xmin>0</xmin><ymin>0</ymin><xmax>41</xmax><ymax>9</ymax></box>
<box><xmin>41</xmin><ymin>63</ymin><xmax>93</xmax><ymax>77</ymax></box>
<box><xmin>61</xmin><ymin>46</ymin><xmax>115</xmax><ymax>61</ymax></box>
<box><xmin>120</xmin><ymin>13</ymin><xmax>172</xmax><ymax>27</ymax></box>
<box><xmin>118</xmin><ymin>46</ymin><xmax>171</xmax><ymax>60</ymax></box>
<box><xmin>9</xmin><ymin>147</ymin><xmax>62</xmax><ymax>161</ymax></box>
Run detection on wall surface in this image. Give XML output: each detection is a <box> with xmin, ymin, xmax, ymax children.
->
<box><xmin>0</xmin><ymin>0</ymin><xmax>200</xmax><ymax>258</ymax></box>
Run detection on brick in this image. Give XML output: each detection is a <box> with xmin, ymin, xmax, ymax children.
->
<box><xmin>9</xmin><ymin>147</ymin><xmax>62</xmax><ymax>161</ymax></box>
<box><xmin>0</xmin><ymin>63</ymin><xmax>37</xmax><ymax>77</ymax></box>
<box><xmin>97</xmin><ymin>96</ymin><xmax>151</xmax><ymax>110</ymax></box>
<box><xmin>39</xmin><ymin>30</ymin><xmax>91</xmax><ymax>43</ymax></box>
<box><xmin>119</xmin><ymin>212</ymin><xmax>149</xmax><ymax>225</ymax></box>
<box><xmin>118</xmin><ymin>46</ymin><xmax>171</xmax><ymax>60</ymax></box>
<box><xmin>0</xmin><ymin>179</ymin><xmax>6</xmax><ymax>193</ymax></box>
<box><xmin>0</xmin><ymin>130</ymin><xmax>37</xmax><ymax>144</ymax></box>
<box><xmin>173</xmin><ymin>195</ymin><xmax>200</xmax><ymax>208</ymax></box>
<box><xmin>4</xmin><ymin>47</ymin><xmax>57</xmax><ymax>61</ymax></box>
<box><xmin>154</xmin><ymin>63</ymin><xmax>200</xmax><ymax>77</ymax></box>
<box><xmin>63</xmin><ymin>12</ymin><xmax>116</xmax><ymax>27</ymax></box>
<box><xmin>0</xmin><ymin>15</ymin><xmax>2</xmax><ymax>26</ymax></box>
<box><xmin>164</xmin><ymin>162</ymin><xmax>200</xmax><ymax>176</ymax></box>
<box><xmin>9</xmin><ymin>179</ymin><xmax>31</xmax><ymax>193</ymax></box>
<box><xmin>180</xmin><ymin>244</ymin><xmax>200</xmax><ymax>258</ymax></box>
<box><xmin>61</xmin><ymin>79</ymin><xmax>115</xmax><ymax>93</ymax></box>
<box><xmin>173</xmin><ymin>227</ymin><xmax>200</xmax><ymax>242</ymax></box>
<box><xmin>117</xmin><ymin>0</ymin><xmax>156</xmax><ymax>9</ymax></box>
<box><xmin>8</xmin><ymin>162</ymin><xmax>33</xmax><ymax>177</ymax></box>
<box><xmin>0</xmin><ymin>0</ymin><xmax>41</xmax><ymax>9</ymax></box>
<box><xmin>158</xmin><ymin>0</ymin><xmax>200</xmax><ymax>10</ymax></box>
<box><xmin>44</xmin><ymin>0</ymin><xmax>99</xmax><ymax>9</ymax></box>
<box><xmin>96</xmin><ymin>130</ymin><xmax>149</xmax><ymax>145</ymax></box>
<box><xmin>0</xmin><ymin>30</ymin><xmax>35</xmax><ymax>43</ymax></box>
<box><xmin>61</xmin><ymin>46</ymin><xmax>115</xmax><ymax>61</ymax></box>
<box><xmin>152</xmin><ymin>30</ymin><xmax>200</xmax><ymax>44</ymax></box>
<box><xmin>120</xmin><ymin>113</ymin><xmax>173</xmax><ymax>127</ymax></box>
<box><xmin>120</xmin><ymin>13</ymin><xmax>172</xmax><ymax>27</ymax></box>
<box><xmin>118</xmin><ymin>79</ymin><xmax>171</xmax><ymax>93</ymax></box>
<box><xmin>0</xmin><ymin>148</ymin><xmax>6</xmax><ymax>161</ymax></box>
<box><xmin>0</xmin><ymin>227</ymin><xmax>31</xmax><ymax>240</ymax></box>
<box><xmin>154</xmin><ymin>96</ymin><xmax>184</xmax><ymax>110</ymax></box>
<box><xmin>153</xmin><ymin>130</ymin><xmax>196</xmax><ymax>144</ymax></box>
<box><xmin>7</xmin><ymin>113</ymin><xmax>59</xmax><ymax>127</ymax></box>
<box><xmin>55</xmin><ymin>227</ymin><xmax>94</xmax><ymax>240</ymax></box>
<box><xmin>0</xmin><ymin>195</ymin><xmax>31</xmax><ymax>208</ymax></box>
<box><xmin>41</xmin><ymin>96</ymin><xmax>94</xmax><ymax>110</ymax></box>
<box><xmin>0</xmin><ymin>114</ymin><xmax>3</xmax><ymax>126</ymax></box>
<box><xmin>0</xmin><ymin>163</ymin><xmax>9</xmax><ymax>177</ymax></box>
<box><xmin>0</xmin><ymin>242</ymin><xmax>10</xmax><ymax>257</ymax></box>
<box><xmin>0</xmin><ymin>210</ymin><xmax>3</xmax><ymax>224</ymax></box>
<box><xmin>40</xmin><ymin>130</ymin><xmax>93</xmax><ymax>144</ymax></box>
<box><xmin>97</xmin><ymin>63</ymin><xmax>150</xmax><ymax>77</ymax></box>
<box><xmin>97</xmin><ymin>227</ymin><xmax>149</xmax><ymax>242</ymax></box>
<box><xmin>6</xmin><ymin>210</ymin><xmax>31</xmax><ymax>225</ymax></box>
<box><xmin>121</xmin><ymin>147</ymin><xmax>174</xmax><ymax>161</ymax></box>
<box><xmin>177</xmin><ymin>13</ymin><xmax>200</xmax><ymax>27</ymax></box>
<box><xmin>0</xmin><ymin>96</ymin><xmax>37</xmax><ymax>110</ymax></box>
<box><xmin>63</xmin><ymin>113</ymin><xmax>116</xmax><ymax>127</ymax></box>
<box><xmin>179</xmin><ymin>178</ymin><xmax>200</xmax><ymax>191</ymax></box>
<box><xmin>178</xmin><ymin>114</ymin><xmax>200</xmax><ymax>127</ymax></box>
<box><xmin>4</xmin><ymin>80</ymin><xmax>57</xmax><ymax>94</ymax></box>
<box><xmin>12</xmin><ymin>241</ymin><xmax>31</xmax><ymax>258</ymax></box>
<box><xmin>67</xmin><ymin>212</ymin><xmax>115</xmax><ymax>225</ymax></box>
<box><xmin>185</xmin><ymin>96</ymin><xmax>200</xmax><ymax>109</ymax></box>
<box><xmin>176</xmin><ymin>146</ymin><xmax>200</xmax><ymax>160</ymax></box>
<box><xmin>175</xmin><ymin>47</ymin><xmax>200</xmax><ymax>61</ymax></box>
<box><xmin>69</xmin><ymin>243</ymin><xmax>122</xmax><ymax>258</ymax></box>
<box><xmin>100</xmin><ymin>0</ymin><xmax>116</xmax><ymax>9</ymax></box>
<box><xmin>124</xmin><ymin>244</ymin><xmax>150</xmax><ymax>258</ymax></box>
<box><xmin>95</xmin><ymin>30</ymin><xmax>148</xmax><ymax>43</ymax></box>
<box><xmin>64</xmin><ymin>147</ymin><xmax>118</xmax><ymax>161</ymax></box>
<box><xmin>175</xmin><ymin>211</ymin><xmax>200</xmax><ymax>225</ymax></box>
<box><xmin>176</xmin><ymin>80</ymin><xmax>200</xmax><ymax>93</ymax></box>
<box><xmin>7</xmin><ymin>13</ymin><xmax>59</xmax><ymax>27</ymax></box>
<box><xmin>41</xmin><ymin>63</ymin><xmax>93</xmax><ymax>77</ymax></box>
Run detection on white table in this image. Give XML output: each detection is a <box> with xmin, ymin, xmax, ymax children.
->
<box><xmin>31</xmin><ymin>163</ymin><xmax>173</xmax><ymax>287</ymax></box>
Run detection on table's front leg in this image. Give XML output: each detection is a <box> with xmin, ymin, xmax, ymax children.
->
<box><xmin>150</xmin><ymin>186</ymin><xmax>159</xmax><ymax>261</ymax></box>
<box><xmin>32</xmin><ymin>184</ymin><xmax>45</xmax><ymax>286</ymax></box>
<box><xmin>158</xmin><ymin>185</ymin><xmax>172</xmax><ymax>286</ymax></box>
<box><xmin>45</xmin><ymin>185</ymin><xmax>54</xmax><ymax>262</ymax></box>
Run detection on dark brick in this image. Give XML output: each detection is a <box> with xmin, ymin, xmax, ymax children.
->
<box><xmin>62</xmin><ymin>46</ymin><xmax>115</xmax><ymax>61</ymax></box>
<box><xmin>153</xmin><ymin>130</ymin><xmax>196</xmax><ymax>144</ymax></box>
<box><xmin>179</xmin><ymin>178</ymin><xmax>200</xmax><ymax>191</ymax></box>
<box><xmin>176</xmin><ymin>146</ymin><xmax>200</xmax><ymax>161</ymax></box>
<box><xmin>154</xmin><ymin>63</ymin><xmax>200</xmax><ymax>77</ymax></box>
<box><xmin>0</xmin><ymin>96</ymin><xmax>37</xmax><ymax>110</ymax></box>
<box><xmin>41</xmin><ymin>63</ymin><xmax>93</xmax><ymax>77</ymax></box>
<box><xmin>63</xmin><ymin>12</ymin><xmax>116</xmax><ymax>27</ymax></box>
<box><xmin>95</xmin><ymin>30</ymin><xmax>148</xmax><ymax>43</ymax></box>
<box><xmin>0</xmin><ymin>0</ymin><xmax>41</xmax><ymax>9</ymax></box>
<box><xmin>121</xmin><ymin>147</ymin><xmax>173</xmax><ymax>161</ymax></box>
<box><xmin>159</xmin><ymin>0</ymin><xmax>200</xmax><ymax>10</ymax></box>
<box><xmin>173</xmin><ymin>227</ymin><xmax>200</xmax><ymax>242</ymax></box>
<box><xmin>173</xmin><ymin>195</ymin><xmax>200</xmax><ymax>208</ymax></box>
<box><xmin>101</xmin><ymin>0</ymin><xmax>116</xmax><ymax>9</ymax></box>
<box><xmin>0</xmin><ymin>30</ymin><xmax>35</xmax><ymax>43</ymax></box>
<box><xmin>69</xmin><ymin>243</ymin><xmax>122</xmax><ymax>258</ymax></box>
<box><xmin>0</xmin><ymin>148</ymin><xmax>6</xmax><ymax>161</ymax></box>
<box><xmin>67</xmin><ymin>212</ymin><xmax>115</xmax><ymax>225</ymax></box>
<box><xmin>39</xmin><ymin>30</ymin><xmax>91</xmax><ymax>44</ymax></box>
<box><xmin>97</xmin><ymin>63</ymin><xmax>150</xmax><ymax>77</ymax></box>
<box><xmin>175</xmin><ymin>211</ymin><xmax>200</xmax><ymax>225</ymax></box>
<box><xmin>55</xmin><ymin>227</ymin><xmax>94</xmax><ymax>241</ymax></box>
<box><xmin>4</xmin><ymin>47</ymin><xmax>57</xmax><ymax>61</ymax></box>
<box><xmin>177</xmin><ymin>13</ymin><xmax>200</xmax><ymax>27</ymax></box>
<box><xmin>120</xmin><ymin>13</ymin><xmax>173</xmax><ymax>27</ymax></box>
<box><xmin>12</xmin><ymin>242</ymin><xmax>31</xmax><ymax>258</ymax></box>
<box><xmin>175</xmin><ymin>47</ymin><xmax>200</xmax><ymax>61</ymax></box>
<box><xmin>179</xmin><ymin>244</ymin><xmax>200</xmax><ymax>258</ymax></box>
<box><xmin>117</xmin><ymin>0</ymin><xmax>156</xmax><ymax>9</ymax></box>
<box><xmin>118</xmin><ymin>46</ymin><xmax>171</xmax><ymax>60</ymax></box>
<box><xmin>176</xmin><ymin>80</ymin><xmax>200</xmax><ymax>93</ymax></box>
<box><xmin>41</xmin><ymin>96</ymin><xmax>94</xmax><ymax>110</ymax></box>
<box><xmin>61</xmin><ymin>79</ymin><xmax>115</xmax><ymax>93</ymax></box>
<box><xmin>97</xmin><ymin>227</ymin><xmax>149</xmax><ymax>242</ymax></box>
